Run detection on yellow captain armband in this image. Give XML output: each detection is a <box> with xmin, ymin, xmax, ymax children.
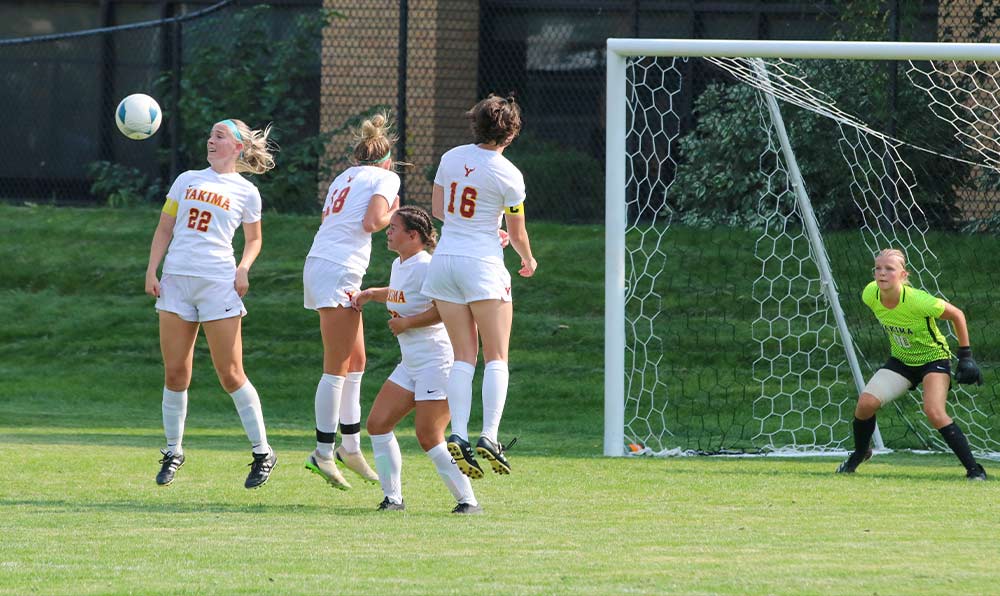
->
<box><xmin>162</xmin><ymin>198</ymin><xmax>179</xmax><ymax>217</ymax></box>
<box><xmin>505</xmin><ymin>203</ymin><xmax>525</xmax><ymax>216</ymax></box>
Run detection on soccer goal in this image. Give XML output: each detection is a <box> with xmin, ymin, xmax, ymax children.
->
<box><xmin>605</xmin><ymin>39</ymin><xmax>1000</xmax><ymax>458</ymax></box>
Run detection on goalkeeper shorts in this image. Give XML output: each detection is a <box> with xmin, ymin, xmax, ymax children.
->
<box><xmin>864</xmin><ymin>357</ymin><xmax>951</xmax><ymax>404</ymax></box>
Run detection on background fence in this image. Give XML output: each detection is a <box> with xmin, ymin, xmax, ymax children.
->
<box><xmin>0</xmin><ymin>0</ymin><xmax>995</xmax><ymax>221</ymax></box>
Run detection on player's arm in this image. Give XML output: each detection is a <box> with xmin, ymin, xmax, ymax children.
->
<box><xmin>504</xmin><ymin>205</ymin><xmax>536</xmax><ymax>277</ymax></box>
<box><xmin>352</xmin><ymin>286</ymin><xmax>390</xmax><ymax>310</ymax></box>
<box><xmin>431</xmin><ymin>184</ymin><xmax>445</xmax><ymax>221</ymax></box>
<box><xmin>145</xmin><ymin>200</ymin><xmax>177</xmax><ymax>298</ymax></box>
<box><xmin>388</xmin><ymin>305</ymin><xmax>442</xmax><ymax>336</ymax></box>
<box><xmin>939</xmin><ymin>302</ymin><xmax>971</xmax><ymax>347</ymax></box>
<box><xmin>362</xmin><ymin>194</ymin><xmax>398</xmax><ymax>233</ymax></box>
<box><xmin>940</xmin><ymin>301</ymin><xmax>983</xmax><ymax>385</ymax></box>
<box><xmin>235</xmin><ymin>220</ymin><xmax>262</xmax><ymax>297</ymax></box>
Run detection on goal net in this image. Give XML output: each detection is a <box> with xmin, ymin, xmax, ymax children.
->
<box><xmin>605</xmin><ymin>40</ymin><xmax>1000</xmax><ymax>458</ymax></box>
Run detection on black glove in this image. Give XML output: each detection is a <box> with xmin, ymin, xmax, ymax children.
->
<box><xmin>955</xmin><ymin>346</ymin><xmax>984</xmax><ymax>386</ymax></box>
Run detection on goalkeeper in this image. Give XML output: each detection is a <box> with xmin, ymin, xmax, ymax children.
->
<box><xmin>837</xmin><ymin>248</ymin><xmax>986</xmax><ymax>480</ymax></box>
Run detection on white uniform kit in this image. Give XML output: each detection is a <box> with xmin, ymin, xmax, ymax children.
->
<box><xmin>304</xmin><ymin>165</ymin><xmax>400</xmax><ymax>309</ymax></box>
<box><xmin>422</xmin><ymin>144</ymin><xmax>526</xmax><ymax>304</ymax></box>
<box><xmin>156</xmin><ymin>167</ymin><xmax>262</xmax><ymax>322</ymax></box>
<box><xmin>385</xmin><ymin>251</ymin><xmax>453</xmax><ymax>401</ymax></box>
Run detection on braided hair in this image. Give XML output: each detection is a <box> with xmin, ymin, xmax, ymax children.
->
<box><xmin>396</xmin><ymin>205</ymin><xmax>438</xmax><ymax>252</ymax></box>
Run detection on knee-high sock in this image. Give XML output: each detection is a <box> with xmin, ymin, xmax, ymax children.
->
<box><xmin>315</xmin><ymin>374</ymin><xmax>344</xmax><ymax>458</ymax></box>
<box><xmin>853</xmin><ymin>415</ymin><xmax>876</xmax><ymax>456</ymax></box>
<box><xmin>162</xmin><ymin>387</ymin><xmax>188</xmax><ymax>455</ymax></box>
<box><xmin>370</xmin><ymin>432</ymin><xmax>402</xmax><ymax>503</ymax></box>
<box><xmin>230</xmin><ymin>380</ymin><xmax>270</xmax><ymax>455</ymax></box>
<box><xmin>481</xmin><ymin>360</ymin><xmax>509</xmax><ymax>443</ymax></box>
<box><xmin>427</xmin><ymin>441</ymin><xmax>477</xmax><ymax>506</ymax></box>
<box><xmin>939</xmin><ymin>422</ymin><xmax>979</xmax><ymax>471</ymax></box>
<box><xmin>446</xmin><ymin>361</ymin><xmax>476</xmax><ymax>441</ymax></box>
<box><xmin>339</xmin><ymin>372</ymin><xmax>364</xmax><ymax>453</ymax></box>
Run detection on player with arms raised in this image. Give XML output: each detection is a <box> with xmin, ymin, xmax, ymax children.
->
<box><xmin>145</xmin><ymin>118</ymin><xmax>278</xmax><ymax>489</ymax></box>
<box><xmin>422</xmin><ymin>94</ymin><xmax>537</xmax><ymax>479</ymax></box>
<box><xmin>837</xmin><ymin>248</ymin><xmax>986</xmax><ymax>479</ymax></box>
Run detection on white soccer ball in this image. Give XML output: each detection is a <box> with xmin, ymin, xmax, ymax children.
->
<box><xmin>115</xmin><ymin>93</ymin><xmax>162</xmax><ymax>140</ymax></box>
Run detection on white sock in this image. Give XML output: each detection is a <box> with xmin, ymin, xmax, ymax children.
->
<box><xmin>481</xmin><ymin>360</ymin><xmax>509</xmax><ymax>443</ymax></box>
<box><xmin>339</xmin><ymin>371</ymin><xmax>364</xmax><ymax>453</ymax></box>
<box><xmin>427</xmin><ymin>442</ymin><xmax>477</xmax><ymax>506</ymax></box>
<box><xmin>229</xmin><ymin>380</ymin><xmax>270</xmax><ymax>455</ymax></box>
<box><xmin>370</xmin><ymin>432</ymin><xmax>402</xmax><ymax>503</ymax></box>
<box><xmin>162</xmin><ymin>387</ymin><xmax>188</xmax><ymax>455</ymax></box>
<box><xmin>446</xmin><ymin>361</ymin><xmax>476</xmax><ymax>441</ymax></box>
<box><xmin>315</xmin><ymin>374</ymin><xmax>344</xmax><ymax>458</ymax></box>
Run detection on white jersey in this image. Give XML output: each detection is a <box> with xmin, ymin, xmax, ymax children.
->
<box><xmin>433</xmin><ymin>144</ymin><xmax>526</xmax><ymax>264</ymax></box>
<box><xmin>162</xmin><ymin>168</ymin><xmax>262</xmax><ymax>281</ymax></box>
<box><xmin>386</xmin><ymin>251</ymin><xmax>452</xmax><ymax>369</ymax></box>
<box><xmin>307</xmin><ymin>165</ymin><xmax>400</xmax><ymax>273</ymax></box>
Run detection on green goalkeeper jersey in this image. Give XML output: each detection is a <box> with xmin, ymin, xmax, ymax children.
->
<box><xmin>862</xmin><ymin>281</ymin><xmax>951</xmax><ymax>366</ymax></box>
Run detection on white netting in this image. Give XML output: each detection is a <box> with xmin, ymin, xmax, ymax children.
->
<box><xmin>621</xmin><ymin>53</ymin><xmax>1000</xmax><ymax>457</ymax></box>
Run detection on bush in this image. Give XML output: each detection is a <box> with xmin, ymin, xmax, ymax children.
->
<box><xmin>504</xmin><ymin>133</ymin><xmax>604</xmax><ymax>222</ymax></box>
<box><xmin>86</xmin><ymin>161</ymin><xmax>164</xmax><ymax>208</ymax></box>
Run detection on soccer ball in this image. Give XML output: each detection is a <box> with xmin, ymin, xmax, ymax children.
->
<box><xmin>115</xmin><ymin>93</ymin><xmax>162</xmax><ymax>140</ymax></box>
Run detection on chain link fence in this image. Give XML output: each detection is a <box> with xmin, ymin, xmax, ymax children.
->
<box><xmin>1</xmin><ymin>0</ymin><xmax>997</xmax><ymax>221</ymax></box>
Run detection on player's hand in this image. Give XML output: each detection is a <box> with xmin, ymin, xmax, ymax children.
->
<box><xmin>145</xmin><ymin>270</ymin><xmax>160</xmax><ymax>298</ymax></box>
<box><xmin>955</xmin><ymin>347</ymin><xmax>984</xmax><ymax>385</ymax></box>
<box><xmin>388</xmin><ymin>316</ymin><xmax>409</xmax><ymax>336</ymax></box>
<box><xmin>234</xmin><ymin>267</ymin><xmax>250</xmax><ymax>297</ymax></box>
<box><xmin>351</xmin><ymin>289</ymin><xmax>371</xmax><ymax>311</ymax></box>
<box><xmin>498</xmin><ymin>229</ymin><xmax>510</xmax><ymax>248</ymax></box>
<box><xmin>518</xmin><ymin>257</ymin><xmax>537</xmax><ymax>278</ymax></box>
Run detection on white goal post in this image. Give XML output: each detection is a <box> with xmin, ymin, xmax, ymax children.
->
<box><xmin>605</xmin><ymin>39</ymin><xmax>1000</xmax><ymax>457</ymax></box>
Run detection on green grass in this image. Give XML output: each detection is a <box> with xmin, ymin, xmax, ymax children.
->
<box><xmin>2</xmin><ymin>204</ymin><xmax>1000</xmax><ymax>594</ymax></box>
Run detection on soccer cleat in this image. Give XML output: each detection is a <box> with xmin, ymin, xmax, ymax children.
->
<box><xmin>305</xmin><ymin>450</ymin><xmax>352</xmax><ymax>490</ymax></box>
<box><xmin>451</xmin><ymin>502</ymin><xmax>484</xmax><ymax>515</ymax></box>
<box><xmin>476</xmin><ymin>436</ymin><xmax>517</xmax><ymax>475</ymax></box>
<box><xmin>335</xmin><ymin>445</ymin><xmax>379</xmax><ymax>483</ymax></box>
<box><xmin>835</xmin><ymin>448</ymin><xmax>873</xmax><ymax>474</ymax></box>
<box><xmin>245</xmin><ymin>450</ymin><xmax>277</xmax><ymax>489</ymax></box>
<box><xmin>156</xmin><ymin>449</ymin><xmax>185</xmax><ymax>486</ymax></box>
<box><xmin>376</xmin><ymin>497</ymin><xmax>405</xmax><ymax>511</ymax></box>
<box><xmin>447</xmin><ymin>434</ymin><xmax>484</xmax><ymax>480</ymax></box>
<box><xmin>966</xmin><ymin>463</ymin><xmax>988</xmax><ymax>481</ymax></box>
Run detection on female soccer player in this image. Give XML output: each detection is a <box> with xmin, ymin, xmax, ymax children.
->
<box><xmin>837</xmin><ymin>248</ymin><xmax>986</xmax><ymax>480</ymax></box>
<box><xmin>422</xmin><ymin>94</ymin><xmax>537</xmax><ymax>479</ymax></box>
<box><xmin>302</xmin><ymin>112</ymin><xmax>399</xmax><ymax>490</ymax></box>
<box><xmin>145</xmin><ymin>118</ymin><xmax>278</xmax><ymax>489</ymax></box>
<box><xmin>352</xmin><ymin>206</ymin><xmax>482</xmax><ymax>514</ymax></box>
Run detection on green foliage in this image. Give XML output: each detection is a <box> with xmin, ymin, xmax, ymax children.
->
<box><xmin>504</xmin><ymin>133</ymin><xmax>604</xmax><ymax>222</ymax></box>
<box><xmin>86</xmin><ymin>160</ymin><xmax>164</xmax><ymax>208</ymax></box>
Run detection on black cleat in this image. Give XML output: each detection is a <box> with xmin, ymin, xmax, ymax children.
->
<box><xmin>245</xmin><ymin>450</ymin><xmax>277</xmax><ymax>489</ymax></box>
<box><xmin>476</xmin><ymin>436</ymin><xmax>516</xmax><ymax>475</ymax></box>
<box><xmin>451</xmin><ymin>502</ymin><xmax>484</xmax><ymax>515</ymax></box>
<box><xmin>156</xmin><ymin>450</ymin><xmax>185</xmax><ymax>486</ymax></box>
<box><xmin>376</xmin><ymin>497</ymin><xmax>405</xmax><ymax>511</ymax></box>
<box><xmin>835</xmin><ymin>448</ymin><xmax>873</xmax><ymax>474</ymax></box>
<box><xmin>447</xmin><ymin>434</ymin><xmax>484</xmax><ymax>480</ymax></box>
<box><xmin>966</xmin><ymin>463</ymin><xmax>988</xmax><ymax>481</ymax></box>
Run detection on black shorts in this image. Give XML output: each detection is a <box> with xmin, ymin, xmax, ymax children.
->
<box><xmin>881</xmin><ymin>357</ymin><xmax>951</xmax><ymax>389</ymax></box>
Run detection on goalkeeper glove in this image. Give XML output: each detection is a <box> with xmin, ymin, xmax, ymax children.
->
<box><xmin>954</xmin><ymin>346</ymin><xmax>984</xmax><ymax>386</ymax></box>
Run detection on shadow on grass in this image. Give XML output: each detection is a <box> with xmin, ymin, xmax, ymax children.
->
<box><xmin>0</xmin><ymin>497</ymin><xmax>453</xmax><ymax>517</ymax></box>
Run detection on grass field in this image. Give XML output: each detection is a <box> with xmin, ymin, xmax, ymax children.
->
<box><xmin>2</xmin><ymin>204</ymin><xmax>999</xmax><ymax>595</ymax></box>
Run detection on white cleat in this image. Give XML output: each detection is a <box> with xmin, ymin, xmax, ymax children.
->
<box><xmin>335</xmin><ymin>445</ymin><xmax>379</xmax><ymax>483</ymax></box>
<box><xmin>305</xmin><ymin>450</ymin><xmax>352</xmax><ymax>490</ymax></box>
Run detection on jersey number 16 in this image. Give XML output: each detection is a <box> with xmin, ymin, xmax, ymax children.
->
<box><xmin>448</xmin><ymin>183</ymin><xmax>477</xmax><ymax>218</ymax></box>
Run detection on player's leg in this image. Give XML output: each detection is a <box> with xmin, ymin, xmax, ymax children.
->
<box><xmin>367</xmin><ymin>374</ymin><xmax>415</xmax><ymax>510</ymax></box>
<box><xmin>305</xmin><ymin>305</ymin><xmax>358</xmax><ymax>489</ymax></box>
<box><xmin>837</xmin><ymin>368</ymin><xmax>908</xmax><ymax>473</ymax></box>
<box><xmin>336</xmin><ymin>319</ymin><xmax>377</xmax><ymax>482</ymax></box>
<box><xmin>922</xmin><ymin>370</ymin><xmax>986</xmax><ymax>480</ymax></box>
<box><xmin>203</xmin><ymin>315</ymin><xmax>276</xmax><ymax>488</ymax></box>
<box><xmin>156</xmin><ymin>310</ymin><xmax>199</xmax><ymax>485</ymax></box>
<box><xmin>415</xmin><ymin>398</ymin><xmax>481</xmax><ymax>514</ymax></box>
<box><xmin>470</xmin><ymin>298</ymin><xmax>514</xmax><ymax>474</ymax></box>
<box><xmin>435</xmin><ymin>299</ymin><xmax>483</xmax><ymax>479</ymax></box>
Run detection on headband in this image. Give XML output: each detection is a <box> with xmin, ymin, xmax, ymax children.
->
<box><xmin>361</xmin><ymin>150</ymin><xmax>392</xmax><ymax>165</ymax></box>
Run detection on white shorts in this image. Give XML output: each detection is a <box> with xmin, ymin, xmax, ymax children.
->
<box><xmin>421</xmin><ymin>254</ymin><xmax>512</xmax><ymax>304</ymax></box>
<box><xmin>862</xmin><ymin>368</ymin><xmax>913</xmax><ymax>405</ymax></box>
<box><xmin>387</xmin><ymin>361</ymin><xmax>450</xmax><ymax>401</ymax></box>
<box><xmin>303</xmin><ymin>257</ymin><xmax>363</xmax><ymax>310</ymax></box>
<box><xmin>155</xmin><ymin>274</ymin><xmax>246</xmax><ymax>323</ymax></box>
